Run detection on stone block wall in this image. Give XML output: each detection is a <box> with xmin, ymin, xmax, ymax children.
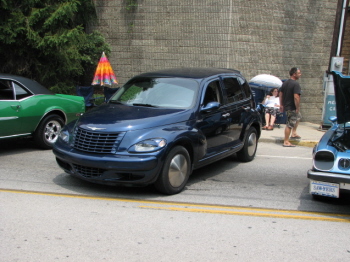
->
<box><xmin>91</xmin><ymin>0</ymin><xmax>338</xmax><ymax>123</ymax></box>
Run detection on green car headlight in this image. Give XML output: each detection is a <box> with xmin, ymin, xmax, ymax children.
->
<box><xmin>128</xmin><ymin>138</ymin><xmax>167</xmax><ymax>153</ymax></box>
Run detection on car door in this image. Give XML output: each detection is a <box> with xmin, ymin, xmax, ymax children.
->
<box><xmin>196</xmin><ymin>78</ymin><xmax>231</xmax><ymax>157</ymax></box>
<box><xmin>221</xmin><ymin>75</ymin><xmax>252</xmax><ymax>147</ymax></box>
<box><xmin>0</xmin><ymin>80</ymin><xmax>22</xmax><ymax>137</ymax></box>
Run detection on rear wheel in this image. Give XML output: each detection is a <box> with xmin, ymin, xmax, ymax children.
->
<box><xmin>34</xmin><ymin>114</ymin><xmax>64</xmax><ymax>149</ymax></box>
<box><xmin>237</xmin><ymin>127</ymin><xmax>258</xmax><ymax>162</ymax></box>
<box><xmin>154</xmin><ymin>146</ymin><xmax>191</xmax><ymax>195</ymax></box>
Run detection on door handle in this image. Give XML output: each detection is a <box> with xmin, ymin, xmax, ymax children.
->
<box><xmin>242</xmin><ymin>106</ymin><xmax>251</xmax><ymax>110</ymax></box>
<box><xmin>11</xmin><ymin>105</ymin><xmax>21</xmax><ymax>111</ymax></box>
<box><xmin>222</xmin><ymin>113</ymin><xmax>230</xmax><ymax>118</ymax></box>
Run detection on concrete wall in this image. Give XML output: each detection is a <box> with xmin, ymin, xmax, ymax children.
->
<box><xmin>91</xmin><ymin>0</ymin><xmax>338</xmax><ymax>123</ymax></box>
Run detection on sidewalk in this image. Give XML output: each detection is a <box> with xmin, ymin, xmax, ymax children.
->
<box><xmin>259</xmin><ymin>122</ymin><xmax>327</xmax><ymax>147</ymax></box>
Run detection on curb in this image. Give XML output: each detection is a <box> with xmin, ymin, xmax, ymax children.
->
<box><xmin>259</xmin><ymin>138</ymin><xmax>318</xmax><ymax>148</ymax></box>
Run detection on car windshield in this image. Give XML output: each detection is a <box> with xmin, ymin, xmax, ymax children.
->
<box><xmin>109</xmin><ymin>77</ymin><xmax>199</xmax><ymax>109</ymax></box>
<box><xmin>340</xmin><ymin>122</ymin><xmax>350</xmax><ymax>128</ymax></box>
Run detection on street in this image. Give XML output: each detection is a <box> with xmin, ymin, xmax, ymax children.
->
<box><xmin>1</xmin><ymin>139</ymin><xmax>350</xmax><ymax>261</ymax></box>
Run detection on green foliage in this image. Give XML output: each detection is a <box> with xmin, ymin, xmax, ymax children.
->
<box><xmin>125</xmin><ymin>0</ymin><xmax>138</xmax><ymax>11</ymax></box>
<box><xmin>0</xmin><ymin>0</ymin><xmax>110</xmax><ymax>94</ymax></box>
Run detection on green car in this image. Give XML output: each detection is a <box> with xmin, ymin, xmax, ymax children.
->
<box><xmin>0</xmin><ymin>74</ymin><xmax>85</xmax><ymax>149</ymax></box>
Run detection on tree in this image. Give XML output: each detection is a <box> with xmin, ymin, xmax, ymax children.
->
<box><xmin>0</xmin><ymin>0</ymin><xmax>110</xmax><ymax>93</ymax></box>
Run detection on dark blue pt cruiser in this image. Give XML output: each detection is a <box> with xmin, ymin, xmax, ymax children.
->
<box><xmin>53</xmin><ymin>68</ymin><xmax>262</xmax><ymax>194</ymax></box>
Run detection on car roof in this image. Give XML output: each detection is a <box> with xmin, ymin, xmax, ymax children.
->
<box><xmin>0</xmin><ymin>73</ymin><xmax>53</xmax><ymax>95</ymax></box>
<box><xmin>136</xmin><ymin>68</ymin><xmax>241</xmax><ymax>79</ymax></box>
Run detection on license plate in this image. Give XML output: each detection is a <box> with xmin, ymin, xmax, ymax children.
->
<box><xmin>310</xmin><ymin>180</ymin><xmax>339</xmax><ymax>198</ymax></box>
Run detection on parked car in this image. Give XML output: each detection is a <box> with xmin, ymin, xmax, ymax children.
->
<box><xmin>0</xmin><ymin>74</ymin><xmax>85</xmax><ymax>149</ymax></box>
<box><xmin>308</xmin><ymin>71</ymin><xmax>350</xmax><ymax>198</ymax></box>
<box><xmin>53</xmin><ymin>68</ymin><xmax>262</xmax><ymax>194</ymax></box>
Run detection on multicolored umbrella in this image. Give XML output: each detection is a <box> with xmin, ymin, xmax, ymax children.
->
<box><xmin>91</xmin><ymin>52</ymin><xmax>118</xmax><ymax>86</ymax></box>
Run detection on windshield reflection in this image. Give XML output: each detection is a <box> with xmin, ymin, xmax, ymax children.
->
<box><xmin>109</xmin><ymin>77</ymin><xmax>199</xmax><ymax>109</ymax></box>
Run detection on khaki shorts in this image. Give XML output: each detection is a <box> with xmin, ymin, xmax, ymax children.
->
<box><xmin>286</xmin><ymin>110</ymin><xmax>302</xmax><ymax>128</ymax></box>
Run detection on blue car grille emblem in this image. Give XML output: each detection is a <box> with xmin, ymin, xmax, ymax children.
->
<box><xmin>73</xmin><ymin>127</ymin><xmax>125</xmax><ymax>153</ymax></box>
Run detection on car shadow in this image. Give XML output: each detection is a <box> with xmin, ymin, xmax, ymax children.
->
<box><xmin>298</xmin><ymin>184</ymin><xmax>350</xmax><ymax>215</ymax></box>
<box><xmin>52</xmin><ymin>173</ymin><xmax>159</xmax><ymax>198</ymax></box>
<box><xmin>187</xmin><ymin>154</ymin><xmax>240</xmax><ymax>185</ymax></box>
<box><xmin>51</xmin><ymin>154</ymin><xmax>240</xmax><ymax>199</ymax></box>
<box><xmin>0</xmin><ymin>138</ymin><xmax>40</xmax><ymax>155</ymax></box>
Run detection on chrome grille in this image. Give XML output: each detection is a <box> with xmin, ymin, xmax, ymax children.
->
<box><xmin>73</xmin><ymin>164</ymin><xmax>104</xmax><ymax>178</ymax></box>
<box><xmin>73</xmin><ymin>127</ymin><xmax>125</xmax><ymax>153</ymax></box>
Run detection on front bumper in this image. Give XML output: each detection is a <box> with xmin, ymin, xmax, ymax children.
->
<box><xmin>53</xmin><ymin>145</ymin><xmax>164</xmax><ymax>186</ymax></box>
<box><xmin>307</xmin><ymin>169</ymin><xmax>350</xmax><ymax>186</ymax></box>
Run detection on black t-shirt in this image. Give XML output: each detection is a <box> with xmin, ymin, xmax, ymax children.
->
<box><xmin>280</xmin><ymin>79</ymin><xmax>301</xmax><ymax>111</ymax></box>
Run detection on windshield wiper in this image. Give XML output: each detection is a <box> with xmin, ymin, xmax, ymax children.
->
<box><xmin>132</xmin><ymin>103</ymin><xmax>158</xmax><ymax>108</ymax></box>
<box><xmin>109</xmin><ymin>100</ymin><xmax>123</xmax><ymax>104</ymax></box>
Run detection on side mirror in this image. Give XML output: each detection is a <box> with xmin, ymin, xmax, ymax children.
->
<box><xmin>201</xmin><ymin>101</ymin><xmax>221</xmax><ymax>113</ymax></box>
<box><xmin>329</xmin><ymin>116</ymin><xmax>337</xmax><ymax>125</ymax></box>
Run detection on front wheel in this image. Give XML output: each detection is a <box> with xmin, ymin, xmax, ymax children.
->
<box><xmin>154</xmin><ymin>146</ymin><xmax>191</xmax><ymax>195</ymax></box>
<box><xmin>34</xmin><ymin>114</ymin><xmax>64</xmax><ymax>149</ymax></box>
<box><xmin>236</xmin><ymin>126</ymin><xmax>258</xmax><ymax>162</ymax></box>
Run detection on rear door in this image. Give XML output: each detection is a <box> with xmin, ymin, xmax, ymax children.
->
<box><xmin>221</xmin><ymin>75</ymin><xmax>252</xmax><ymax>148</ymax></box>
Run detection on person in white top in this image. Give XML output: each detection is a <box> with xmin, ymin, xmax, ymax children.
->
<box><xmin>262</xmin><ymin>88</ymin><xmax>280</xmax><ymax>130</ymax></box>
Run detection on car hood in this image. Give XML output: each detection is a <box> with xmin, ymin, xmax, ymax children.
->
<box><xmin>76</xmin><ymin>103</ymin><xmax>194</xmax><ymax>132</ymax></box>
<box><xmin>332</xmin><ymin>71</ymin><xmax>350</xmax><ymax>124</ymax></box>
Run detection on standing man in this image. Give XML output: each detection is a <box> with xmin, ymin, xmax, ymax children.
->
<box><xmin>279</xmin><ymin>67</ymin><xmax>302</xmax><ymax>147</ymax></box>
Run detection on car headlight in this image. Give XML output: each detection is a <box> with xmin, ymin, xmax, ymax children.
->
<box><xmin>128</xmin><ymin>138</ymin><xmax>167</xmax><ymax>153</ymax></box>
<box><xmin>59</xmin><ymin>130</ymin><xmax>70</xmax><ymax>143</ymax></box>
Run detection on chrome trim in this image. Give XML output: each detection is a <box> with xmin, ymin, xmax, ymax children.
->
<box><xmin>307</xmin><ymin>169</ymin><xmax>350</xmax><ymax>184</ymax></box>
<box><xmin>34</xmin><ymin>109</ymin><xmax>68</xmax><ymax>133</ymax></box>
<box><xmin>0</xmin><ymin>116</ymin><xmax>18</xmax><ymax>120</ymax></box>
<box><xmin>86</xmin><ymin>126</ymin><xmax>106</xmax><ymax>131</ymax></box>
<box><xmin>0</xmin><ymin>133</ymin><xmax>31</xmax><ymax>139</ymax></box>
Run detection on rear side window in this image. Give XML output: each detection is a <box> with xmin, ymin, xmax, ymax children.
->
<box><xmin>13</xmin><ymin>82</ymin><xmax>31</xmax><ymax>100</ymax></box>
<box><xmin>222</xmin><ymin>78</ymin><xmax>244</xmax><ymax>104</ymax></box>
<box><xmin>238</xmin><ymin>77</ymin><xmax>251</xmax><ymax>98</ymax></box>
<box><xmin>0</xmin><ymin>80</ymin><xmax>14</xmax><ymax>100</ymax></box>
<box><xmin>0</xmin><ymin>80</ymin><xmax>31</xmax><ymax>100</ymax></box>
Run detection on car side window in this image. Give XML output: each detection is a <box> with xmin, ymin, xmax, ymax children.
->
<box><xmin>222</xmin><ymin>77</ymin><xmax>244</xmax><ymax>104</ymax></box>
<box><xmin>238</xmin><ymin>77</ymin><xmax>251</xmax><ymax>98</ymax></box>
<box><xmin>0</xmin><ymin>80</ymin><xmax>14</xmax><ymax>100</ymax></box>
<box><xmin>13</xmin><ymin>82</ymin><xmax>31</xmax><ymax>100</ymax></box>
<box><xmin>203</xmin><ymin>80</ymin><xmax>222</xmax><ymax>105</ymax></box>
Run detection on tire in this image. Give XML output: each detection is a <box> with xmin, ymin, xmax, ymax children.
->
<box><xmin>34</xmin><ymin>114</ymin><xmax>64</xmax><ymax>149</ymax></box>
<box><xmin>154</xmin><ymin>146</ymin><xmax>191</xmax><ymax>195</ymax></box>
<box><xmin>236</xmin><ymin>126</ymin><xmax>258</xmax><ymax>162</ymax></box>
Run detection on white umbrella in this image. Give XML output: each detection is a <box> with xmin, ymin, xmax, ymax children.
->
<box><xmin>249</xmin><ymin>74</ymin><xmax>282</xmax><ymax>90</ymax></box>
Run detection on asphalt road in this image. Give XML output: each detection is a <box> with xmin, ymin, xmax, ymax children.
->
<box><xmin>1</xmin><ymin>138</ymin><xmax>350</xmax><ymax>261</ymax></box>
